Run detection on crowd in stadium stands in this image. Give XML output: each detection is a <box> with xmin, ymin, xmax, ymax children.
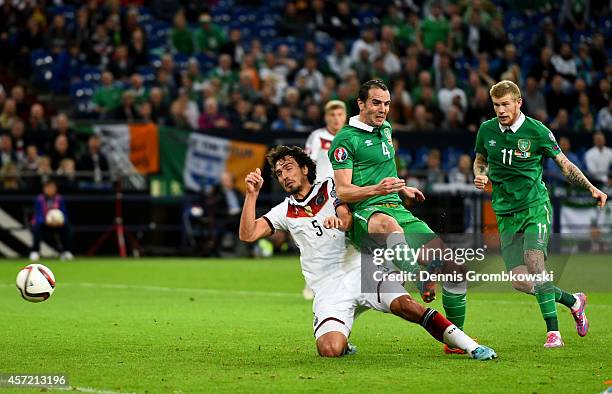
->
<box><xmin>0</xmin><ymin>0</ymin><xmax>610</xmax><ymax>193</ymax></box>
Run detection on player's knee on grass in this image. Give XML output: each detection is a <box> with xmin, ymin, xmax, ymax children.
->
<box><xmin>316</xmin><ymin>331</ymin><xmax>348</xmax><ymax>357</ymax></box>
<box><xmin>390</xmin><ymin>295</ymin><xmax>426</xmax><ymax>323</ymax></box>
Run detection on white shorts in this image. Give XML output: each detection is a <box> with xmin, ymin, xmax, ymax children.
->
<box><xmin>312</xmin><ymin>264</ymin><xmax>408</xmax><ymax>339</ymax></box>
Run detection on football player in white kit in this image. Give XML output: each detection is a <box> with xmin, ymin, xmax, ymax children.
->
<box><xmin>239</xmin><ymin>146</ymin><xmax>496</xmax><ymax>360</ymax></box>
<box><xmin>301</xmin><ymin>100</ymin><xmax>347</xmax><ymax>300</ymax></box>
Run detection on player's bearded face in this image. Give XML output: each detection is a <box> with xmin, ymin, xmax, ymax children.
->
<box><xmin>360</xmin><ymin>88</ymin><xmax>391</xmax><ymax>127</ymax></box>
<box><xmin>492</xmin><ymin>94</ymin><xmax>522</xmax><ymax>126</ymax></box>
<box><xmin>275</xmin><ymin>157</ymin><xmax>308</xmax><ymax>194</ymax></box>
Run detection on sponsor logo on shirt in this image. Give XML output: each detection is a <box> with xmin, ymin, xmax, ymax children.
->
<box><xmin>334</xmin><ymin>147</ymin><xmax>348</xmax><ymax>162</ymax></box>
<box><xmin>489</xmin><ymin>139</ymin><xmax>497</xmax><ymax>146</ymax></box>
<box><xmin>364</xmin><ymin>139</ymin><xmax>373</xmax><ymax>146</ymax></box>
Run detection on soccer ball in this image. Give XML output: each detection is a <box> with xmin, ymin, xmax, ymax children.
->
<box><xmin>46</xmin><ymin>209</ymin><xmax>64</xmax><ymax>226</ymax></box>
<box><xmin>16</xmin><ymin>264</ymin><xmax>56</xmax><ymax>302</ymax></box>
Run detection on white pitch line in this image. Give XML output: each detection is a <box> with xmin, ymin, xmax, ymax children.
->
<box><xmin>1</xmin><ymin>282</ymin><xmax>611</xmax><ymax>308</ymax></box>
<box><xmin>51</xmin><ymin>386</ymin><xmax>138</xmax><ymax>394</ymax></box>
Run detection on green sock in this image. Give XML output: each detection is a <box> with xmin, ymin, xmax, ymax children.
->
<box><xmin>535</xmin><ymin>281</ymin><xmax>558</xmax><ymax>332</ymax></box>
<box><xmin>554</xmin><ymin>287</ymin><xmax>576</xmax><ymax>309</ymax></box>
<box><xmin>385</xmin><ymin>233</ymin><xmax>421</xmax><ymax>286</ymax></box>
<box><xmin>442</xmin><ymin>288</ymin><xmax>466</xmax><ymax>330</ymax></box>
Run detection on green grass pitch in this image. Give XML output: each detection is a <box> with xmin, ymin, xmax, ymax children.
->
<box><xmin>0</xmin><ymin>256</ymin><xmax>610</xmax><ymax>394</ymax></box>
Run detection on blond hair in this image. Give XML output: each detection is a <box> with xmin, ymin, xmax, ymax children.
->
<box><xmin>324</xmin><ymin>100</ymin><xmax>346</xmax><ymax>114</ymax></box>
<box><xmin>489</xmin><ymin>80</ymin><xmax>521</xmax><ymax>101</ymax></box>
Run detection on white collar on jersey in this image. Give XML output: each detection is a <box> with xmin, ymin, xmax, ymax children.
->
<box><xmin>498</xmin><ymin>112</ymin><xmax>525</xmax><ymax>133</ymax></box>
<box><xmin>348</xmin><ymin>115</ymin><xmax>374</xmax><ymax>132</ymax></box>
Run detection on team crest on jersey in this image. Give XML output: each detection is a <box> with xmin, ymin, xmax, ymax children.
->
<box><xmin>382</xmin><ymin>127</ymin><xmax>392</xmax><ymax>144</ymax></box>
<box><xmin>286</xmin><ymin>181</ymin><xmax>330</xmax><ymax>219</ymax></box>
<box><xmin>320</xmin><ymin>137</ymin><xmax>331</xmax><ymax>150</ymax></box>
<box><xmin>517</xmin><ymin>139</ymin><xmax>531</xmax><ymax>152</ymax></box>
<box><xmin>334</xmin><ymin>147</ymin><xmax>348</xmax><ymax>162</ymax></box>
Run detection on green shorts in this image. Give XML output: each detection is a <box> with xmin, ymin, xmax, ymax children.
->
<box><xmin>349</xmin><ymin>204</ymin><xmax>436</xmax><ymax>249</ymax></box>
<box><xmin>496</xmin><ymin>200</ymin><xmax>552</xmax><ymax>271</ymax></box>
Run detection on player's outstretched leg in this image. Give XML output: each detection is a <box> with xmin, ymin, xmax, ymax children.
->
<box><xmin>510</xmin><ymin>265</ymin><xmax>587</xmax><ymax>336</ymax></box>
<box><xmin>389</xmin><ymin>295</ymin><xmax>497</xmax><ymax>360</ymax></box>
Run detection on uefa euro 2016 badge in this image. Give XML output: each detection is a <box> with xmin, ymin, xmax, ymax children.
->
<box><xmin>516</xmin><ymin>139</ymin><xmax>532</xmax><ymax>158</ymax></box>
<box><xmin>334</xmin><ymin>147</ymin><xmax>348</xmax><ymax>162</ymax></box>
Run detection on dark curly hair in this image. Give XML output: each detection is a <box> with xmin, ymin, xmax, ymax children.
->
<box><xmin>266</xmin><ymin>145</ymin><xmax>317</xmax><ymax>184</ymax></box>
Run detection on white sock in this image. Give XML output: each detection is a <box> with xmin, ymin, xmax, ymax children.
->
<box><xmin>442</xmin><ymin>280</ymin><xmax>467</xmax><ymax>294</ymax></box>
<box><xmin>443</xmin><ymin>324</ymin><xmax>479</xmax><ymax>354</ymax></box>
<box><xmin>571</xmin><ymin>295</ymin><xmax>581</xmax><ymax>311</ymax></box>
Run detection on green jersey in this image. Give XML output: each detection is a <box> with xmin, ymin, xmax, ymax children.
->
<box><xmin>475</xmin><ymin>113</ymin><xmax>561</xmax><ymax>215</ymax></box>
<box><xmin>329</xmin><ymin>116</ymin><xmax>402</xmax><ymax>211</ymax></box>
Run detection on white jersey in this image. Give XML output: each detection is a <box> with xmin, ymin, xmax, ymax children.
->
<box><xmin>263</xmin><ymin>178</ymin><xmax>360</xmax><ymax>292</ymax></box>
<box><xmin>305</xmin><ymin>127</ymin><xmax>336</xmax><ymax>182</ymax></box>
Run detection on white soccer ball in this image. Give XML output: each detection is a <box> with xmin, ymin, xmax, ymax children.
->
<box><xmin>16</xmin><ymin>264</ymin><xmax>56</xmax><ymax>302</ymax></box>
<box><xmin>46</xmin><ymin>209</ymin><xmax>65</xmax><ymax>226</ymax></box>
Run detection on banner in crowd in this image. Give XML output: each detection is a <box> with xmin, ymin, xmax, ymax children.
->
<box><xmin>93</xmin><ymin>123</ymin><xmax>159</xmax><ymax>175</ymax></box>
<box><xmin>183</xmin><ymin>133</ymin><xmax>268</xmax><ymax>194</ymax></box>
<box><xmin>560</xmin><ymin>204</ymin><xmax>612</xmax><ymax>235</ymax></box>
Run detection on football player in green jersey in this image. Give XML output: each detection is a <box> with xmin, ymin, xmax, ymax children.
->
<box><xmin>329</xmin><ymin>80</ymin><xmax>471</xmax><ymax>355</ymax></box>
<box><xmin>473</xmin><ymin>80</ymin><xmax>608</xmax><ymax>348</ymax></box>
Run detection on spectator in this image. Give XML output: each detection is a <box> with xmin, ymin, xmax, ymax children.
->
<box><xmin>0</xmin><ymin>133</ymin><xmax>16</xmax><ymax>169</ymax></box>
<box><xmin>400</xmin><ymin>56</ymin><xmax>420</xmax><ymax>92</ymax></box>
<box><xmin>551</xmin><ymin>42</ymin><xmax>578</xmax><ymax>83</ymax></box>
<box><xmin>280</xmin><ymin>2</ymin><xmax>307</xmax><ymax>37</ymax></box>
<box><xmin>10</xmin><ymin>119</ymin><xmax>27</xmax><ymax>164</ymax></box>
<box><xmin>476</xmin><ymin>54</ymin><xmax>496</xmax><ymax>87</ymax></box>
<box><xmin>198</xmin><ymin>97</ymin><xmax>230</xmax><ymax>130</ymax></box>
<box><xmin>559</xmin><ymin>0</ymin><xmax>589</xmax><ymax>33</ymax></box>
<box><xmin>30</xmin><ymin>179</ymin><xmax>73</xmax><ymax>262</ymax></box>
<box><xmin>47</xmin><ymin>13</ymin><xmax>71</xmax><ymax>53</ymax></box>
<box><xmin>244</xmin><ymin>103</ymin><xmax>269</xmax><ymax>132</ymax></box>
<box><xmin>529</xmin><ymin>47</ymin><xmax>555</xmax><ymax>86</ymax></box>
<box><xmin>572</xmin><ymin>93</ymin><xmax>596</xmax><ymax>132</ymax></box>
<box><xmin>49</xmin><ymin>134</ymin><xmax>75</xmax><ymax>171</ymax></box>
<box><xmin>94</xmin><ymin>71</ymin><xmax>123</xmax><ymax>117</ymax></box>
<box><xmin>479</xmin><ymin>15</ymin><xmax>508</xmax><ymax>58</ymax></box>
<box><xmin>169</xmin><ymin>89</ymin><xmax>199</xmax><ymax>130</ymax></box>
<box><xmin>56</xmin><ymin>158</ymin><xmax>77</xmax><ymax>191</ymax></box>
<box><xmin>379</xmin><ymin>41</ymin><xmax>401</xmax><ymax>76</ymax></box>
<box><xmin>422</xmin><ymin>148</ymin><xmax>445</xmax><ymax>184</ymax></box>
<box><xmin>86</xmin><ymin>23</ymin><xmax>113</xmax><ymax>66</ymax></box>
<box><xmin>549</xmin><ymin>109</ymin><xmax>570</xmax><ymax>132</ymax></box>
<box><xmin>592</xmin><ymin>78</ymin><xmax>611</xmax><ymax>113</ymax></box>
<box><xmin>0</xmin><ymin>98</ymin><xmax>17</xmax><ymax>130</ymax></box>
<box><xmin>128</xmin><ymin>28</ymin><xmax>148</xmax><ymax>67</ymax></box>
<box><xmin>194</xmin><ymin>12</ymin><xmax>226</xmax><ymax>55</ymax></box>
<box><xmin>208</xmin><ymin>53</ymin><xmax>238</xmax><ymax>100</ymax></box>
<box><xmin>389</xmin><ymin>79</ymin><xmax>412</xmax><ymax>130</ymax></box>
<box><xmin>107</xmin><ymin>45</ymin><xmax>135</xmax><ymax>81</ymax></box>
<box><xmin>417</xmin><ymin>1</ymin><xmax>449</xmax><ymax>53</ymax></box>
<box><xmin>417</xmin><ymin>86</ymin><xmax>443</xmax><ymax>125</ymax></box>
<box><xmin>295</xmin><ymin>56</ymin><xmax>325</xmax><ymax>96</ymax></box>
<box><xmin>113</xmin><ymin>90</ymin><xmax>138</xmax><ymax>122</ymax></box>
<box><xmin>584</xmin><ymin>131</ymin><xmax>612</xmax><ymax>186</ymax></box>
<box><xmin>442</xmin><ymin>105</ymin><xmax>465</xmax><ymax>129</ymax></box>
<box><xmin>271</xmin><ymin>106</ymin><xmax>301</xmax><ymax>131</ymax></box>
<box><xmin>596</xmin><ymin>100</ymin><xmax>612</xmax><ymax>132</ymax></box>
<box><xmin>148</xmin><ymin>87</ymin><xmax>168</xmax><ymax>124</ymax></box>
<box><xmin>350</xmin><ymin>27</ymin><xmax>379</xmax><ymax>63</ymax></box>
<box><xmin>448</xmin><ymin>154</ymin><xmax>474</xmax><ymax>184</ymax></box>
<box><xmin>206</xmin><ymin>171</ymin><xmax>244</xmax><ymax>255</ymax></box>
<box><xmin>170</xmin><ymin>10</ymin><xmax>194</xmax><ymax>55</ymax></box>
<box><xmin>50</xmin><ymin>113</ymin><xmax>77</xmax><ymax>156</ymax></box>
<box><xmin>78</xmin><ymin>134</ymin><xmax>109</xmax><ymax>184</ymax></box>
<box><xmin>12</xmin><ymin>85</ymin><xmax>30</xmax><ymax>120</ymax></box>
<box><xmin>26</xmin><ymin>103</ymin><xmax>48</xmax><ymax>150</ymax></box>
<box><xmin>546</xmin><ymin>75</ymin><xmax>572</xmax><ymax>119</ymax></box>
<box><xmin>351</xmin><ymin>48</ymin><xmax>372</xmax><ymax>84</ymax></box>
<box><xmin>523</xmin><ymin>77</ymin><xmax>547</xmax><ymax>118</ymax></box>
<box><xmin>328</xmin><ymin>1</ymin><xmax>359</xmax><ymax>40</ymax></box>
<box><xmin>22</xmin><ymin>145</ymin><xmax>40</xmax><ymax>173</ymax></box>
<box><xmin>276</xmin><ymin>44</ymin><xmax>299</xmax><ymax>77</ymax></box>
<box><xmin>465</xmin><ymin>87</ymin><xmax>494</xmax><ymax>133</ymax></box>
<box><xmin>447</xmin><ymin>14</ymin><xmax>467</xmax><ymax>58</ymax></box>
<box><xmin>220</xmin><ymin>28</ymin><xmax>245</xmax><ymax>66</ymax></box>
<box><xmin>411</xmin><ymin>70</ymin><xmax>433</xmax><ymax>104</ymax></box>
<box><xmin>409</xmin><ymin>104</ymin><xmax>434</xmax><ymax>131</ymax></box>
<box><xmin>590</xmin><ymin>33</ymin><xmax>607</xmax><ymax>72</ymax></box>
<box><xmin>129</xmin><ymin>73</ymin><xmax>148</xmax><ymax>104</ymax></box>
<box><xmin>438</xmin><ymin>74</ymin><xmax>467</xmax><ymax>114</ymax></box>
<box><xmin>327</xmin><ymin>41</ymin><xmax>352</xmax><ymax>80</ymax></box>
<box><xmin>534</xmin><ymin>17</ymin><xmax>560</xmax><ymax>53</ymax></box>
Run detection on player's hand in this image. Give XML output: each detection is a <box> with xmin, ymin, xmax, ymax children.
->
<box><xmin>400</xmin><ymin>186</ymin><xmax>425</xmax><ymax>202</ymax></box>
<box><xmin>245</xmin><ymin>168</ymin><xmax>264</xmax><ymax>194</ymax></box>
<box><xmin>323</xmin><ymin>215</ymin><xmax>343</xmax><ymax>229</ymax></box>
<box><xmin>474</xmin><ymin>175</ymin><xmax>489</xmax><ymax>190</ymax></box>
<box><xmin>591</xmin><ymin>187</ymin><xmax>608</xmax><ymax>208</ymax></box>
<box><xmin>376</xmin><ymin>177</ymin><xmax>406</xmax><ymax>195</ymax></box>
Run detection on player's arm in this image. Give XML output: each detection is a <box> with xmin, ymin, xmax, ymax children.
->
<box><xmin>323</xmin><ymin>203</ymin><xmax>353</xmax><ymax>231</ymax></box>
<box><xmin>473</xmin><ymin>152</ymin><xmax>489</xmax><ymax>190</ymax></box>
<box><xmin>239</xmin><ymin>168</ymin><xmax>274</xmax><ymax>242</ymax></box>
<box><xmin>553</xmin><ymin>152</ymin><xmax>608</xmax><ymax>208</ymax></box>
<box><xmin>333</xmin><ymin>168</ymin><xmax>406</xmax><ymax>203</ymax></box>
